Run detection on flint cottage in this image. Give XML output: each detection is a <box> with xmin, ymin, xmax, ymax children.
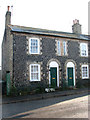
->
<box><xmin>2</xmin><ymin>7</ymin><xmax>90</xmax><ymax>92</ymax></box>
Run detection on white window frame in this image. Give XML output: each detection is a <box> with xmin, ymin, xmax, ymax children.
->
<box><xmin>80</xmin><ymin>43</ymin><xmax>88</xmax><ymax>57</ymax></box>
<box><xmin>57</xmin><ymin>41</ymin><xmax>61</xmax><ymax>55</ymax></box>
<box><xmin>82</xmin><ymin>64</ymin><xmax>89</xmax><ymax>79</ymax></box>
<box><xmin>57</xmin><ymin>40</ymin><xmax>67</xmax><ymax>56</ymax></box>
<box><xmin>30</xmin><ymin>64</ymin><xmax>40</xmax><ymax>81</ymax></box>
<box><xmin>29</xmin><ymin>38</ymin><xmax>40</xmax><ymax>54</ymax></box>
<box><xmin>63</xmin><ymin>41</ymin><xmax>67</xmax><ymax>55</ymax></box>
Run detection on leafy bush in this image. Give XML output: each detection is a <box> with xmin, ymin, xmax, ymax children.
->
<box><xmin>62</xmin><ymin>79</ymin><xmax>68</xmax><ymax>90</ymax></box>
<box><xmin>76</xmin><ymin>80</ymin><xmax>85</xmax><ymax>88</ymax></box>
<box><xmin>9</xmin><ymin>86</ymin><xmax>18</xmax><ymax>96</ymax></box>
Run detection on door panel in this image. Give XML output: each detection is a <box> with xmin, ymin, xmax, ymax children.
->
<box><xmin>50</xmin><ymin>67</ymin><xmax>57</xmax><ymax>87</ymax></box>
<box><xmin>67</xmin><ymin>67</ymin><xmax>74</xmax><ymax>86</ymax></box>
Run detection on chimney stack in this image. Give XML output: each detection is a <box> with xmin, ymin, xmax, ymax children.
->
<box><xmin>5</xmin><ymin>6</ymin><xmax>11</xmax><ymax>27</ymax></box>
<box><xmin>72</xmin><ymin>19</ymin><xmax>82</xmax><ymax>34</ymax></box>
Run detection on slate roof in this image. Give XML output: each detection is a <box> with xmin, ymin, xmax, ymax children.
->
<box><xmin>9</xmin><ymin>25</ymin><xmax>89</xmax><ymax>41</ymax></box>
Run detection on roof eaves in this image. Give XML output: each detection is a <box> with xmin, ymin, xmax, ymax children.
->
<box><xmin>10</xmin><ymin>25</ymin><xmax>89</xmax><ymax>41</ymax></box>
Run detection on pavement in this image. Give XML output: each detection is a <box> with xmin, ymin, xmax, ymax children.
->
<box><xmin>1</xmin><ymin>87</ymin><xmax>89</xmax><ymax>104</ymax></box>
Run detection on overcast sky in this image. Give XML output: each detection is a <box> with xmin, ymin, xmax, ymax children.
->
<box><xmin>0</xmin><ymin>0</ymin><xmax>89</xmax><ymax>66</ymax></box>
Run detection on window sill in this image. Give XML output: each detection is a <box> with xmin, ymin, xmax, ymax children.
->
<box><xmin>56</xmin><ymin>54</ymin><xmax>68</xmax><ymax>56</ymax></box>
<box><xmin>80</xmin><ymin>55</ymin><xmax>88</xmax><ymax>57</ymax></box>
<box><xmin>30</xmin><ymin>80</ymin><xmax>41</xmax><ymax>82</ymax></box>
<box><xmin>29</xmin><ymin>53</ymin><xmax>41</xmax><ymax>55</ymax></box>
<box><xmin>82</xmin><ymin>78</ymin><xmax>89</xmax><ymax>79</ymax></box>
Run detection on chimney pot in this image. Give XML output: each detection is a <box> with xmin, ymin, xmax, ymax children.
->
<box><xmin>5</xmin><ymin>6</ymin><xmax>11</xmax><ymax>27</ymax></box>
<box><xmin>7</xmin><ymin>6</ymin><xmax>10</xmax><ymax>11</ymax></box>
<box><xmin>73</xmin><ymin>19</ymin><xmax>79</xmax><ymax>25</ymax></box>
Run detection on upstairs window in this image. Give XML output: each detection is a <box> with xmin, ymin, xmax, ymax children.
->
<box><xmin>57</xmin><ymin>41</ymin><xmax>67</xmax><ymax>56</ymax></box>
<box><xmin>30</xmin><ymin>64</ymin><xmax>40</xmax><ymax>81</ymax></box>
<box><xmin>80</xmin><ymin>43</ymin><xmax>88</xmax><ymax>57</ymax></box>
<box><xmin>29</xmin><ymin>38</ymin><xmax>40</xmax><ymax>54</ymax></box>
<box><xmin>82</xmin><ymin>65</ymin><xmax>89</xmax><ymax>79</ymax></box>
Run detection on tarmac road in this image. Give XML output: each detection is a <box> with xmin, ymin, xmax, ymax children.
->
<box><xmin>2</xmin><ymin>92</ymin><xmax>89</xmax><ymax>119</ymax></box>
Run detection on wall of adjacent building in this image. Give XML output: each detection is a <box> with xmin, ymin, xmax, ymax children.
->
<box><xmin>2</xmin><ymin>26</ymin><xmax>13</xmax><ymax>85</ymax></box>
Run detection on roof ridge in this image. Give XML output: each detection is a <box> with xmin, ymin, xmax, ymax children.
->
<box><xmin>9</xmin><ymin>24</ymin><xmax>74</xmax><ymax>35</ymax></box>
<box><xmin>8</xmin><ymin>24</ymin><xmax>89</xmax><ymax>40</ymax></box>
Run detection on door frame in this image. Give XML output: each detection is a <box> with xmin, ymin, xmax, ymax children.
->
<box><xmin>50</xmin><ymin>67</ymin><xmax>57</xmax><ymax>87</ymax></box>
<box><xmin>67</xmin><ymin>67</ymin><xmax>74</xmax><ymax>86</ymax></box>
<box><xmin>49</xmin><ymin>61</ymin><xmax>59</xmax><ymax>87</ymax></box>
<box><xmin>66</xmin><ymin>61</ymin><xmax>75</xmax><ymax>86</ymax></box>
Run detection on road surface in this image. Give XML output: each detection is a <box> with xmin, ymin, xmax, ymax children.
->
<box><xmin>2</xmin><ymin>92</ymin><xmax>89</xmax><ymax>118</ymax></box>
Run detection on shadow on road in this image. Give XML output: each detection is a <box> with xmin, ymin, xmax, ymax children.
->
<box><xmin>2</xmin><ymin>92</ymin><xmax>89</xmax><ymax>118</ymax></box>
